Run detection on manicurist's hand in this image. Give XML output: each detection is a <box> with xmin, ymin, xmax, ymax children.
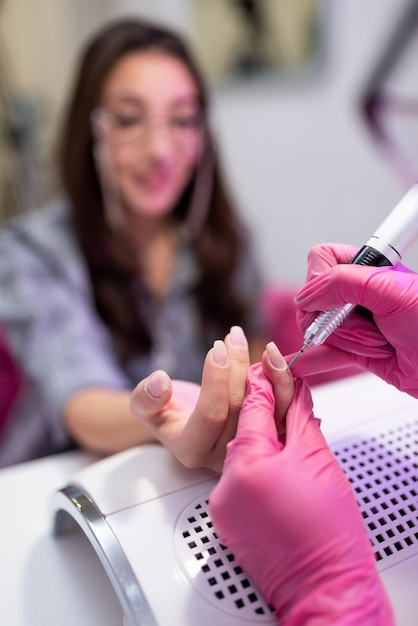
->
<box><xmin>290</xmin><ymin>243</ymin><xmax>418</xmax><ymax>398</ymax></box>
<box><xmin>209</xmin><ymin>344</ymin><xmax>394</xmax><ymax>625</ymax></box>
<box><xmin>130</xmin><ymin>326</ymin><xmax>264</xmax><ymax>472</ymax></box>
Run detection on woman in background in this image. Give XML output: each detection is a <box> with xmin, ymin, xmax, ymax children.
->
<box><xmin>0</xmin><ymin>18</ymin><xmax>265</xmax><ymax>468</ymax></box>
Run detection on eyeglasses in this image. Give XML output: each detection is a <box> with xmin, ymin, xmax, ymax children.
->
<box><xmin>91</xmin><ymin>105</ymin><xmax>205</xmax><ymax>147</ymax></box>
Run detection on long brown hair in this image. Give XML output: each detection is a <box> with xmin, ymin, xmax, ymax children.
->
<box><xmin>58</xmin><ymin>18</ymin><xmax>253</xmax><ymax>358</ymax></box>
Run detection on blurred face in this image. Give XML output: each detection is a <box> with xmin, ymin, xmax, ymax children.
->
<box><xmin>96</xmin><ymin>51</ymin><xmax>204</xmax><ymax>220</ymax></box>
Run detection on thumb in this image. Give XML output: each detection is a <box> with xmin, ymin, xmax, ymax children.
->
<box><xmin>130</xmin><ymin>370</ymin><xmax>173</xmax><ymax>420</ymax></box>
<box><xmin>284</xmin><ymin>378</ymin><xmax>324</xmax><ymax>448</ymax></box>
<box><xmin>229</xmin><ymin>363</ymin><xmax>282</xmax><ymax>458</ymax></box>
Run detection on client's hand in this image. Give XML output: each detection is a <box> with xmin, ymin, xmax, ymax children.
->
<box><xmin>210</xmin><ymin>346</ymin><xmax>394</xmax><ymax>625</ymax></box>
<box><xmin>291</xmin><ymin>243</ymin><xmax>418</xmax><ymax>398</ymax></box>
<box><xmin>130</xmin><ymin>326</ymin><xmax>281</xmax><ymax>473</ymax></box>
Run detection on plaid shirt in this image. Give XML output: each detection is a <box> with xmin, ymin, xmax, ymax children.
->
<box><xmin>0</xmin><ymin>198</ymin><xmax>263</xmax><ymax>466</ymax></box>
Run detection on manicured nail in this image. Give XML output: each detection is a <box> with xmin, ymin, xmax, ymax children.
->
<box><xmin>266</xmin><ymin>341</ymin><xmax>287</xmax><ymax>370</ymax></box>
<box><xmin>229</xmin><ymin>325</ymin><xmax>248</xmax><ymax>348</ymax></box>
<box><xmin>212</xmin><ymin>340</ymin><xmax>228</xmax><ymax>366</ymax></box>
<box><xmin>145</xmin><ymin>371</ymin><xmax>169</xmax><ymax>398</ymax></box>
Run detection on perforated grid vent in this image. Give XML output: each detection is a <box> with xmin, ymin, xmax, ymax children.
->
<box><xmin>174</xmin><ymin>407</ymin><xmax>418</xmax><ymax>618</ymax></box>
<box><xmin>174</xmin><ymin>492</ymin><xmax>275</xmax><ymax>622</ymax></box>
<box><xmin>330</xmin><ymin>407</ymin><xmax>418</xmax><ymax>570</ymax></box>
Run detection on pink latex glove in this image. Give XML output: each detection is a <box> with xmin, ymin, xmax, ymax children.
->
<box><xmin>291</xmin><ymin>243</ymin><xmax>418</xmax><ymax>398</ymax></box>
<box><xmin>210</xmin><ymin>361</ymin><xmax>394</xmax><ymax>625</ymax></box>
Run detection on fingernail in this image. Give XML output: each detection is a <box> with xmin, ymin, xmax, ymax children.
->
<box><xmin>266</xmin><ymin>341</ymin><xmax>287</xmax><ymax>370</ymax></box>
<box><xmin>212</xmin><ymin>340</ymin><xmax>228</xmax><ymax>366</ymax></box>
<box><xmin>145</xmin><ymin>370</ymin><xmax>169</xmax><ymax>398</ymax></box>
<box><xmin>229</xmin><ymin>325</ymin><xmax>248</xmax><ymax>348</ymax></box>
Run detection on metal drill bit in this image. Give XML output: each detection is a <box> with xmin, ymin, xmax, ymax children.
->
<box><xmin>286</xmin><ymin>347</ymin><xmax>305</xmax><ymax>370</ymax></box>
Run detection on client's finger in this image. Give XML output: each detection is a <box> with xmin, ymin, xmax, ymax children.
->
<box><xmin>130</xmin><ymin>370</ymin><xmax>173</xmax><ymax>419</ymax></box>
<box><xmin>224</xmin><ymin>326</ymin><xmax>251</xmax><ymax>407</ymax></box>
<box><xmin>262</xmin><ymin>342</ymin><xmax>294</xmax><ymax>432</ymax></box>
<box><xmin>227</xmin><ymin>362</ymin><xmax>282</xmax><ymax>458</ymax></box>
<box><xmin>218</xmin><ymin>326</ymin><xmax>250</xmax><ymax>444</ymax></box>
<box><xmin>180</xmin><ymin>340</ymin><xmax>231</xmax><ymax>468</ymax></box>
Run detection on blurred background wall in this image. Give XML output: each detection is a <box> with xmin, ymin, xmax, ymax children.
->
<box><xmin>1</xmin><ymin>0</ymin><xmax>417</xmax><ymax>286</ymax></box>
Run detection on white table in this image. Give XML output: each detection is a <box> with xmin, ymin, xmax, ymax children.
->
<box><xmin>0</xmin><ymin>449</ymin><xmax>124</xmax><ymax>625</ymax></box>
<box><xmin>0</xmin><ymin>372</ymin><xmax>417</xmax><ymax>625</ymax></box>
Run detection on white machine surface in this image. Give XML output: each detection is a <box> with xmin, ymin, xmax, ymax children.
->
<box><xmin>49</xmin><ymin>372</ymin><xmax>418</xmax><ymax>626</ymax></box>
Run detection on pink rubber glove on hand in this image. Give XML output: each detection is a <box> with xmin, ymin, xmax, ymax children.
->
<box><xmin>210</xmin><ymin>362</ymin><xmax>393</xmax><ymax>625</ymax></box>
<box><xmin>292</xmin><ymin>243</ymin><xmax>418</xmax><ymax>398</ymax></box>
